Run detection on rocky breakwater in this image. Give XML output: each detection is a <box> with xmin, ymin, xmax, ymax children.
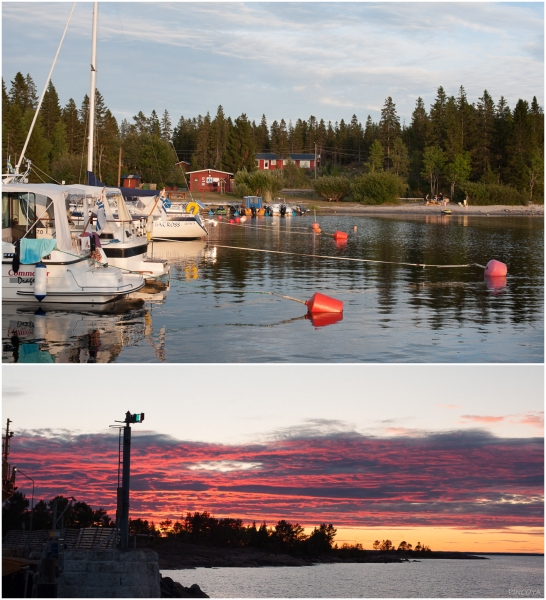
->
<box><xmin>160</xmin><ymin>575</ymin><xmax>209</xmax><ymax>598</ymax></box>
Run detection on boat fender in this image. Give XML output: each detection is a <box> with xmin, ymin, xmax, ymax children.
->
<box><xmin>186</xmin><ymin>202</ymin><xmax>200</xmax><ymax>216</ymax></box>
<box><xmin>333</xmin><ymin>231</ymin><xmax>348</xmax><ymax>241</ymax></box>
<box><xmin>34</xmin><ymin>262</ymin><xmax>47</xmax><ymax>302</ymax></box>
<box><xmin>484</xmin><ymin>259</ymin><xmax>507</xmax><ymax>277</ymax></box>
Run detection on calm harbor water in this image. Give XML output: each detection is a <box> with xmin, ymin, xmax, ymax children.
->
<box><xmin>2</xmin><ymin>214</ymin><xmax>543</xmax><ymax>363</ymax></box>
<box><xmin>163</xmin><ymin>555</ymin><xmax>544</xmax><ymax>598</ymax></box>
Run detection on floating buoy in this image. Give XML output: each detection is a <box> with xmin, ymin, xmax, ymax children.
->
<box><xmin>305</xmin><ymin>292</ymin><xmax>343</xmax><ymax>314</ymax></box>
<box><xmin>312</xmin><ymin>222</ymin><xmax>320</xmax><ymax>230</ymax></box>
<box><xmin>228</xmin><ymin>218</ymin><xmax>235</xmax><ymax>224</ymax></box>
<box><xmin>353</xmin><ymin>226</ymin><xmax>357</xmax><ymax>231</ymax></box>
<box><xmin>240</xmin><ymin>216</ymin><xmax>247</xmax><ymax>223</ymax></box>
<box><xmin>34</xmin><ymin>262</ymin><xmax>47</xmax><ymax>302</ymax></box>
<box><xmin>485</xmin><ymin>259</ymin><xmax>507</xmax><ymax>277</ymax></box>
<box><xmin>217</xmin><ymin>215</ymin><xmax>223</xmax><ymax>220</ymax></box>
<box><xmin>306</xmin><ymin>312</ymin><xmax>343</xmax><ymax>327</ymax></box>
<box><xmin>333</xmin><ymin>230</ymin><xmax>348</xmax><ymax>241</ymax></box>
<box><xmin>235</xmin><ymin>217</ymin><xmax>241</xmax><ymax>223</ymax></box>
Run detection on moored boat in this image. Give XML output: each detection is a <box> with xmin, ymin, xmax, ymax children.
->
<box><xmin>2</xmin><ymin>183</ymin><xmax>145</xmax><ymax>303</ymax></box>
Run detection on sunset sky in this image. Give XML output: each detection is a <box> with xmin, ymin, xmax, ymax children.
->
<box><xmin>2</xmin><ymin>3</ymin><xmax>543</xmax><ymax>125</ymax></box>
<box><xmin>3</xmin><ymin>364</ymin><xmax>543</xmax><ymax>553</ymax></box>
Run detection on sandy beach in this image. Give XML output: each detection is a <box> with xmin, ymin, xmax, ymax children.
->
<box><xmin>296</xmin><ymin>200</ymin><xmax>544</xmax><ymax>217</ymax></box>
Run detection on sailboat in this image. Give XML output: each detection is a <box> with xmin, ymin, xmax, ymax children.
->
<box><xmin>2</xmin><ymin>4</ymin><xmax>146</xmax><ymax>303</ymax></box>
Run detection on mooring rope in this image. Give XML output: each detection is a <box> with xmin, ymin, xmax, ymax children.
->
<box><xmin>210</xmin><ymin>243</ymin><xmax>486</xmax><ymax>270</ymax></box>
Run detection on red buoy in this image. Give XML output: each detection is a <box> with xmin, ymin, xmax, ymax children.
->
<box><xmin>306</xmin><ymin>312</ymin><xmax>343</xmax><ymax>327</ymax></box>
<box><xmin>235</xmin><ymin>217</ymin><xmax>241</xmax><ymax>223</ymax></box>
<box><xmin>333</xmin><ymin>230</ymin><xmax>348</xmax><ymax>241</ymax></box>
<box><xmin>305</xmin><ymin>292</ymin><xmax>343</xmax><ymax>314</ymax></box>
<box><xmin>484</xmin><ymin>259</ymin><xmax>507</xmax><ymax>277</ymax></box>
<box><xmin>228</xmin><ymin>218</ymin><xmax>235</xmax><ymax>224</ymax></box>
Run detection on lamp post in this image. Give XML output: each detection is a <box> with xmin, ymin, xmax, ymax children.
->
<box><xmin>13</xmin><ymin>468</ymin><xmax>34</xmax><ymax>533</ymax></box>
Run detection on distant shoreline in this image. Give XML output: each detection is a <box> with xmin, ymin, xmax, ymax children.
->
<box><xmin>141</xmin><ymin>540</ymin><xmax>507</xmax><ymax>570</ymax></box>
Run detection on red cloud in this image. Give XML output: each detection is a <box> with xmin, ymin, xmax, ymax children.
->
<box><xmin>9</xmin><ymin>429</ymin><xmax>543</xmax><ymax>531</ymax></box>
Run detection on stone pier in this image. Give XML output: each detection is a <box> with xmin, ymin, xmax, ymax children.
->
<box><xmin>57</xmin><ymin>548</ymin><xmax>160</xmax><ymax>598</ymax></box>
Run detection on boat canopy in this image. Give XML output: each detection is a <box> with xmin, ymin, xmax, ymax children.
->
<box><xmin>3</xmin><ymin>182</ymin><xmax>87</xmax><ymax>254</ymax></box>
<box><xmin>243</xmin><ymin>196</ymin><xmax>263</xmax><ymax>209</ymax></box>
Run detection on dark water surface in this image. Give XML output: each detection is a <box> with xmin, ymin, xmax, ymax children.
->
<box><xmin>2</xmin><ymin>214</ymin><xmax>543</xmax><ymax>363</ymax></box>
<box><xmin>163</xmin><ymin>555</ymin><xmax>544</xmax><ymax>598</ymax></box>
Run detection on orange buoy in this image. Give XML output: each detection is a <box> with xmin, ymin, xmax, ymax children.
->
<box><xmin>314</xmin><ymin>228</ymin><xmax>322</xmax><ymax>234</ymax></box>
<box><xmin>305</xmin><ymin>312</ymin><xmax>343</xmax><ymax>327</ymax></box>
<box><xmin>312</xmin><ymin>222</ymin><xmax>320</xmax><ymax>230</ymax></box>
<box><xmin>305</xmin><ymin>292</ymin><xmax>343</xmax><ymax>314</ymax></box>
<box><xmin>333</xmin><ymin>230</ymin><xmax>348</xmax><ymax>241</ymax></box>
<box><xmin>485</xmin><ymin>259</ymin><xmax>507</xmax><ymax>277</ymax></box>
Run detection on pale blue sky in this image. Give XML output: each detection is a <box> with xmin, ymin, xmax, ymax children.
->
<box><xmin>2</xmin><ymin>365</ymin><xmax>543</xmax><ymax>442</ymax></box>
<box><xmin>2</xmin><ymin>2</ymin><xmax>544</xmax><ymax>128</ymax></box>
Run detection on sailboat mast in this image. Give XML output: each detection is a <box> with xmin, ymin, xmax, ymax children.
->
<box><xmin>87</xmin><ymin>2</ymin><xmax>98</xmax><ymax>180</ymax></box>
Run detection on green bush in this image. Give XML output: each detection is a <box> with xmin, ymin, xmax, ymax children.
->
<box><xmin>461</xmin><ymin>181</ymin><xmax>528</xmax><ymax>206</ymax></box>
<box><xmin>234</xmin><ymin>168</ymin><xmax>284</xmax><ymax>202</ymax></box>
<box><xmin>350</xmin><ymin>172</ymin><xmax>406</xmax><ymax>205</ymax></box>
<box><xmin>312</xmin><ymin>176</ymin><xmax>351</xmax><ymax>201</ymax></box>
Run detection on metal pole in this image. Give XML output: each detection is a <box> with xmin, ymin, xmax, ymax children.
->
<box><xmin>117</xmin><ymin>147</ymin><xmax>122</xmax><ymax>187</ymax></box>
<box><xmin>120</xmin><ymin>422</ymin><xmax>131</xmax><ymax>549</ymax></box>
<box><xmin>16</xmin><ymin>469</ymin><xmax>34</xmax><ymax>533</ymax></box>
<box><xmin>314</xmin><ymin>142</ymin><xmax>317</xmax><ymax>179</ymax></box>
<box><xmin>87</xmin><ymin>2</ymin><xmax>98</xmax><ymax>180</ymax></box>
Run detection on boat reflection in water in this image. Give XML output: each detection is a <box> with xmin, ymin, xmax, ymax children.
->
<box><xmin>147</xmin><ymin>240</ymin><xmax>214</xmax><ymax>280</ymax></box>
<box><xmin>2</xmin><ymin>299</ymin><xmax>151</xmax><ymax>363</ymax></box>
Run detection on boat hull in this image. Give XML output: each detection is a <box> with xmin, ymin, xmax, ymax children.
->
<box><xmin>151</xmin><ymin>216</ymin><xmax>207</xmax><ymax>240</ymax></box>
<box><xmin>2</xmin><ymin>253</ymin><xmax>145</xmax><ymax>304</ymax></box>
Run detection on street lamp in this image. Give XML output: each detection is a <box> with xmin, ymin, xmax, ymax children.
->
<box><xmin>13</xmin><ymin>468</ymin><xmax>34</xmax><ymax>533</ymax></box>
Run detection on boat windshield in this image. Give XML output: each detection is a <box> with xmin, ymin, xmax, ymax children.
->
<box><xmin>2</xmin><ymin>191</ymin><xmax>37</xmax><ymax>240</ymax></box>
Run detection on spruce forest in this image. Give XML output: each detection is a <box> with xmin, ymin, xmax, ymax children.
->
<box><xmin>2</xmin><ymin>72</ymin><xmax>544</xmax><ymax>204</ymax></box>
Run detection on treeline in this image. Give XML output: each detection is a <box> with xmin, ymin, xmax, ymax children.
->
<box><xmin>2</xmin><ymin>72</ymin><xmax>543</xmax><ymax>202</ymax></box>
<box><xmin>2</xmin><ymin>493</ymin><xmax>360</xmax><ymax>557</ymax></box>
<box><xmin>373</xmin><ymin>539</ymin><xmax>432</xmax><ymax>553</ymax></box>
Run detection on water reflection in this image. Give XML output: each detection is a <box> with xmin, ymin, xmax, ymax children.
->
<box><xmin>2</xmin><ymin>300</ymin><xmax>149</xmax><ymax>363</ymax></box>
<box><xmin>2</xmin><ymin>215</ymin><xmax>543</xmax><ymax>362</ymax></box>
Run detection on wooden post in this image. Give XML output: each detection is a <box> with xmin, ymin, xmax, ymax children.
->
<box><xmin>117</xmin><ymin>147</ymin><xmax>122</xmax><ymax>187</ymax></box>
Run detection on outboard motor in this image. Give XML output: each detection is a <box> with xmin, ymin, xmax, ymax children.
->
<box><xmin>280</xmin><ymin>205</ymin><xmax>286</xmax><ymax>217</ymax></box>
<box><xmin>251</xmin><ymin>206</ymin><xmax>257</xmax><ymax>217</ymax></box>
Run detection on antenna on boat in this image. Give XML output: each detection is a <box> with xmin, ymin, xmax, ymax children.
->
<box><xmin>87</xmin><ymin>2</ymin><xmax>98</xmax><ymax>182</ymax></box>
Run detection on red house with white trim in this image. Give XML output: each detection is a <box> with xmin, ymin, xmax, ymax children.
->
<box><xmin>186</xmin><ymin>169</ymin><xmax>234</xmax><ymax>193</ymax></box>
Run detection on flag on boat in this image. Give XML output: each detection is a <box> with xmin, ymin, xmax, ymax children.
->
<box><xmin>160</xmin><ymin>190</ymin><xmax>171</xmax><ymax>222</ymax></box>
<box><xmin>95</xmin><ymin>189</ymin><xmax>107</xmax><ymax>232</ymax></box>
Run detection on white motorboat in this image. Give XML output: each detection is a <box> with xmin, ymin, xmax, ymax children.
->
<box><xmin>266</xmin><ymin>198</ymin><xmax>295</xmax><ymax>216</ymax></box>
<box><xmin>127</xmin><ymin>195</ymin><xmax>208</xmax><ymax>240</ymax></box>
<box><xmin>67</xmin><ymin>185</ymin><xmax>170</xmax><ymax>281</ymax></box>
<box><xmin>2</xmin><ymin>183</ymin><xmax>145</xmax><ymax>304</ymax></box>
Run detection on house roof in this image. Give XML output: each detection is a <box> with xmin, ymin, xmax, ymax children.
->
<box><xmin>256</xmin><ymin>153</ymin><xmax>278</xmax><ymax>160</ymax></box>
<box><xmin>121</xmin><ymin>174</ymin><xmax>141</xmax><ymax>179</ymax></box>
<box><xmin>186</xmin><ymin>169</ymin><xmax>233</xmax><ymax>176</ymax></box>
<box><xmin>175</xmin><ymin>161</ymin><xmax>190</xmax><ymax>166</ymax></box>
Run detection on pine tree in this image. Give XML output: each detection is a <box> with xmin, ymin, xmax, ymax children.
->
<box><xmin>428</xmin><ymin>86</ymin><xmax>448</xmax><ymax>148</ymax></box>
<box><xmin>148</xmin><ymin>110</ymin><xmax>160</xmax><ymax>136</ymax></box>
<box><xmin>474</xmin><ymin>90</ymin><xmax>495</xmax><ymax>177</ymax></box>
<box><xmin>378</xmin><ymin>97</ymin><xmax>400</xmax><ymax>168</ymax></box>
<box><xmin>224</xmin><ymin>113</ymin><xmax>256</xmax><ymax>173</ymax></box>
<box><xmin>160</xmin><ymin>109</ymin><xmax>172</xmax><ymax>141</ymax></box>
<box><xmin>62</xmin><ymin>98</ymin><xmax>84</xmax><ymax>155</ymax></box>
